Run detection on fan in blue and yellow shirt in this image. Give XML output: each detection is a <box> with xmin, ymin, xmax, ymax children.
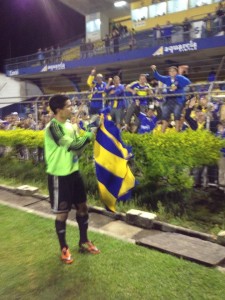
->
<box><xmin>87</xmin><ymin>68</ymin><xmax>106</xmax><ymax>115</ymax></box>
<box><xmin>151</xmin><ymin>65</ymin><xmax>191</xmax><ymax>133</ymax></box>
<box><xmin>105</xmin><ymin>75</ymin><xmax>125</xmax><ymax>129</ymax></box>
<box><xmin>124</xmin><ymin>74</ymin><xmax>152</xmax><ymax>132</ymax></box>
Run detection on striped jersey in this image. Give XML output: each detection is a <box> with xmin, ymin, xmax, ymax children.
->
<box><xmin>87</xmin><ymin>75</ymin><xmax>106</xmax><ymax>108</ymax></box>
<box><xmin>127</xmin><ymin>81</ymin><xmax>151</xmax><ymax>106</ymax></box>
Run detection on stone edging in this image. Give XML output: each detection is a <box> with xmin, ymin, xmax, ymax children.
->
<box><xmin>89</xmin><ymin>206</ymin><xmax>217</xmax><ymax>243</ymax></box>
<box><xmin>0</xmin><ymin>184</ymin><xmax>224</xmax><ymax>246</ymax></box>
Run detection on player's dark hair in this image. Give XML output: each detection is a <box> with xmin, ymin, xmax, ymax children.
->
<box><xmin>49</xmin><ymin>95</ymin><xmax>69</xmax><ymax>114</ymax></box>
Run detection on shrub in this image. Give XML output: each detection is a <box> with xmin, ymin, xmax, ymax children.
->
<box><xmin>122</xmin><ymin>130</ymin><xmax>225</xmax><ymax>211</ymax></box>
<box><xmin>1</xmin><ymin>129</ymin><xmax>225</xmax><ymax>213</ymax></box>
<box><xmin>0</xmin><ymin>129</ymin><xmax>44</xmax><ymax>148</ymax></box>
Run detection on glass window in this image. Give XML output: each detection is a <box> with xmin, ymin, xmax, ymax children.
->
<box><xmin>86</xmin><ymin>19</ymin><xmax>101</xmax><ymax>33</ymax></box>
<box><xmin>131</xmin><ymin>7</ymin><xmax>148</xmax><ymax>22</ymax></box>
<box><xmin>149</xmin><ymin>2</ymin><xmax>167</xmax><ymax>18</ymax></box>
<box><xmin>189</xmin><ymin>0</ymin><xmax>212</xmax><ymax>7</ymax></box>
<box><xmin>167</xmin><ymin>0</ymin><xmax>188</xmax><ymax>13</ymax></box>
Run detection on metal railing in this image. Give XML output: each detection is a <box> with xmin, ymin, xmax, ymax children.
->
<box><xmin>4</xmin><ymin>20</ymin><xmax>225</xmax><ymax>71</ymax></box>
<box><xmin>0</xmin><ymin>80</ymin><xmax>225</xmax><ymax>122</ymax></box>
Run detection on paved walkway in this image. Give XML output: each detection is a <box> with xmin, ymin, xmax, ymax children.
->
<box><xmin>1</xmin><ymin>188</ymin><xmax>225</xmax><ymax>270</ymax></box>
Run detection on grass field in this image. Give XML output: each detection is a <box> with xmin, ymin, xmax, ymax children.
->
<box><xmin>0</xmin><ymin>204</ymin><xmax>225</xmax><ymax>300</ymax></box>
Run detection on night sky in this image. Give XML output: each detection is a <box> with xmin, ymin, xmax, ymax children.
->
<box><xmin>0</xmin><ymin>0</ymin><xmax>85</xmax><ymax>71</ymax></box>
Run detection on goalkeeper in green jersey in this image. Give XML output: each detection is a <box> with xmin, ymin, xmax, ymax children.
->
<box><xmin>45</xmin><ymin>94</ymin><xmax>100</xmax><ymax>264</ymax></box>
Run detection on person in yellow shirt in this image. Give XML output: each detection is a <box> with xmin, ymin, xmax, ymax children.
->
<box><xmin>87</xmin><ymin>68</ymin><xmax>106</xmax><ymax>115</ymax></box>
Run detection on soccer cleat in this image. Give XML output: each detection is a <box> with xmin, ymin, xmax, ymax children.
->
<box><xmin>61</xmin><ymin>247</ymin><xmax>74</xmax><ymax>264</ymax></box>
<box><xmin>79</xmin><ymin>241</ymin><xmax>100</xmax><ymax>254</ymax></box>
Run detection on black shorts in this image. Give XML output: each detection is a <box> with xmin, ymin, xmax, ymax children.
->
<box><xmin>48</xmin><ymin>171</ymin><xmax>87</xmax><ymax>214</ymax></box>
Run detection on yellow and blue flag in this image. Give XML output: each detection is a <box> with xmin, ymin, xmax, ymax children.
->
<box><xmin>94</xmin><ymin>113</ymin><xmax>136</xmax><ymax>212</ymax></box>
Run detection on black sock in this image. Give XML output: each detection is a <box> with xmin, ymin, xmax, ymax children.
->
<box><xmin>76</xmin><ymin>214</ymin><xmax>89</xmax><ymax>245</ymax></box>
<box><xmin>55</xmin><ymin>220</ymin><xmax>67</xmax><ymax>250</ymax></box>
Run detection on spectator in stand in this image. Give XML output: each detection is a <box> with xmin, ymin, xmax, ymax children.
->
<box><xmin>37</xmin><ymin>48</ymin><xmax>45</xmax><ymax>66</ymax></box>
<box><xmin>198</xmin><ymin>95</ymin><xmax>213</xmax><ymax>113</ymax></box>
<box><xmin>80</xmin><ymin>39</ymin><xmax>87</xmax><ymax>59</ymax></box>
<box><xmin>203</xmin><ymin>13</ymin><xmax>214</xmax><ymax>37</ymax></box>
<box><xmin>129</xmin><ymin>35</ymin><xmax>137</xmax><ymax>50</ymax></box>
<box><xmin>105</xmin><ymin>75</ymin><xmax>125</xmax><ymax>129</ymax></box>
<box><xmin>87</xmin><ymin>39</ymin><xmax>94</xmax><ymax>57</ymax></box>
<box><xmin>216</xmin><ymin>121</ymin><xmax>225</xmax><ymax>187</ymax></box>
<box><xmin>219</xmin><ymin>100</ymin><xmax>225</xmax><ymax>122</ymax></box>
<box><xmin>125</xmin><ymin>74</ymin><xmax>152</xmax><ymax>132</ymax></box>
<box><xmin>208</xmin><ymin>67</ymin><xmax>216</xmax><ymax>82</ymax></box>
<box><xmin>44</xmin><ymin>48</ymin><xmax>49</xmax><ymax>64</ymax></box>
<box><xmin>163</xmin><ymin>21</ymin><xmax>173</xmax><ymax>43</ymax></box>
<box><xmin>215</xmin><ymin>2</ymin><xmax>224</xmax><ymax>32</ymax></box>
<box><xmin>56</xmin><ymin>45</ymin><xmax>61</xmax><ymax>63</ymax></box>
<box><xmin>137</xmin><ymin>103</ymin><xmax>162</xmax><ymax>134</ymax></box>
<box><xmin>50</xmin><ymin>46</ymin><xmax>55</xmax><ymax>64</ymax></box>
<box><xmin>111</xmin><ymin>22</ymin><xmax>118</xmax><ymax>31</ymax></box>
<box><xmin>102</xmin><ymin>34</ymin><xmax>111</xmax><ymax>55</ymax></box>
<box><xmin>25</xmin><ymin>117</ymin><xmax>36</xmax><ymax>130</ymax></box>
<box><xmin>185</xmin><ymin>97</ymin><xmax>220</xmax><ymax>186</ymax></box>
<box><xmin>117</xmin><ymin>23</ymin><xmax>124</xmax><ymax>36</ymax></box>
<box><xmin>182</xmin><ymin>18</ymin><xmax>192</xmax><ymax>42</ymax></box>
<box><xmin>41</xmin><ymin>98</ymin><xmax>49</xmax><ymax>115</ymax></box>
<box><xmin>87</xmin><ymin>68</ymin><xmax>106</xmax><ymax>115</ymax></box>
<box><xmin>153</xmin><ymin>24</ymin><xmax>162</xmax><ymax>46</ymax></box>
<box><xmin>11</xmin><ymin>112</ymin><xmax>20</xmax><ymax>122</ymax></box>
<box><xmin>123</xmin><ymin>25</ymin><xmax>128</xmax><ymax>37</ymax></box>
<box><xmin>3</xmin><ymin>115</ymin><xmax>13</xmax><ymax>130</ymax></box>
<box><xmin>111</xmin><ymin>28</ymin><xmax>120</xmax><ymax>53</ymax></box>
<box><xmin>128</xmin><ymin>32</ymin><xmax>137</xmax><ymax>50</ymax></box>
<box><xmin>198</xmin><ymin>84</ymin><xmax>209</xmax><ymax>98</ymax></box>
<box><xmin>71</xmin><ymin>96</ymin><xmax>80</xmax><ymax>114</ymax></box>
<box><xmin>151</xmin><ymin>65</ymin><xmax>191</xmax><ymax>132</ymax></box>
<box><xmin>24</xmin><ymin>104</ymin><xmax>31</xmax><ymax>116</ymax></box>
<box><xmin>211</xmin><ymin>83</ymin><xmax>223</xmax><ymax>98</ymax></box>
<box><xmin>185</xmin><ymin>97</ymin><xmax>219</xmax><ymax>132</ymax></box>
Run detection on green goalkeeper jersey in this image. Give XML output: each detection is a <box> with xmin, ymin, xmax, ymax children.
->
<box><xmin>44</xmin><ymin>118</ymin><xmax>93</xmax><ymax>176</ymax></box>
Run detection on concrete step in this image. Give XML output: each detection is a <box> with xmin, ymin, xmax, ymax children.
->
<box><xmin>137</xmin><ymin>232</ymin><xmax>225</xmax><ymax>266</ymax></box>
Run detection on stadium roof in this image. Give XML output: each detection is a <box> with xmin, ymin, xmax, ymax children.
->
<box><xmin>0</xmin><ymin>73</ymin><xmax>42</xmax><ymax>109</ymax></box>
<box><xmin>60</xmin><ymin>0</ymin><xmax>135</xmax><ymax>18</ymax></box>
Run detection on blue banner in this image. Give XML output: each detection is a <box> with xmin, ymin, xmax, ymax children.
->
<box><xmin>6</xmin><ymin>36</ymin><xmax>225</xmax><ymax>77</ymax></box>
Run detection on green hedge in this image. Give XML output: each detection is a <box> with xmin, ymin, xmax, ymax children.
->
<box><xmin>0</xmin><ymin>129</ymin><xmax>44</xmax><ymax>148</ymax></box>
<box><xmin>123</xmin><ymin>129</ymin><xmax>224</xmax><ymax>189</ymax></box>
<box><xmin>122</xmin><ymin>130</ymin><xmax>225</xmax><ymax>211</ymax></box>
<box><xmin>1</xmin><ymin>129</ymin><xmax>225</xmax><ymax>211</ymax></box>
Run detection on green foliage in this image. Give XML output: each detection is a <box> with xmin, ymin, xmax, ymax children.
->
<box><xmin>123</xmin><ymin>130</ymin><xmax>224</xmax><ymax>185</ymax></box>
<box><xmin>1</xmin><ymin>128</ymin><xmax>225</xmax><ymax>216</ymax></box>
<box><xmin>122</xmin><ymin>130</ymin><xmax>225</xmax><ymax>203</ymax></box>
<box><xmin>79</xmin><ymin>141</ymin><xmax>98</xmax><ymax>195</ymax></box>
<box><xmin>0</xmin><ymin>157</ymin><xmax>47</xmax><ymax>192</ymax></box>
<box><xmin>0</xmin><ymin>129</ymin><xmax>44</xmax><ymax>148</ymax></box>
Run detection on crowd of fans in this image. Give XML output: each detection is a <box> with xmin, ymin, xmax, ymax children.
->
<box><xmin>37</xmin><ymin>46</ymin><xmax>62</xmax><ymax>65</ymax></box>
<box><xmin>1</xmin><ymin>66</ymin><xmax>225</xmax><ymax>134</ymax></box>
<box><xmin>1</xmin><ymin>65</ymin><xmax>225</xmax><ymax>188</ymax></box>
<box><xmin>151</xmin><ymin>2</ymin><xmax>225</xmax><ymax>46</ymax></box>
<box><xmin>78</xmin><ymin>0</ymin><xmax>225</xmax><ymax>57</ymax></box>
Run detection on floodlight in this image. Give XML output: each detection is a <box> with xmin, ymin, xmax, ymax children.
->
<box><xmin>114</xmin><ymin>1</ymin><xmax>127</xmax><ymax>8</ymax></box>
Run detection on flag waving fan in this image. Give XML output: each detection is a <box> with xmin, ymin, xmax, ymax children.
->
<box><xmin>94</xmin><ymin>108</ymin><xmax>136</xmax><ymax>212</ymax></box>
